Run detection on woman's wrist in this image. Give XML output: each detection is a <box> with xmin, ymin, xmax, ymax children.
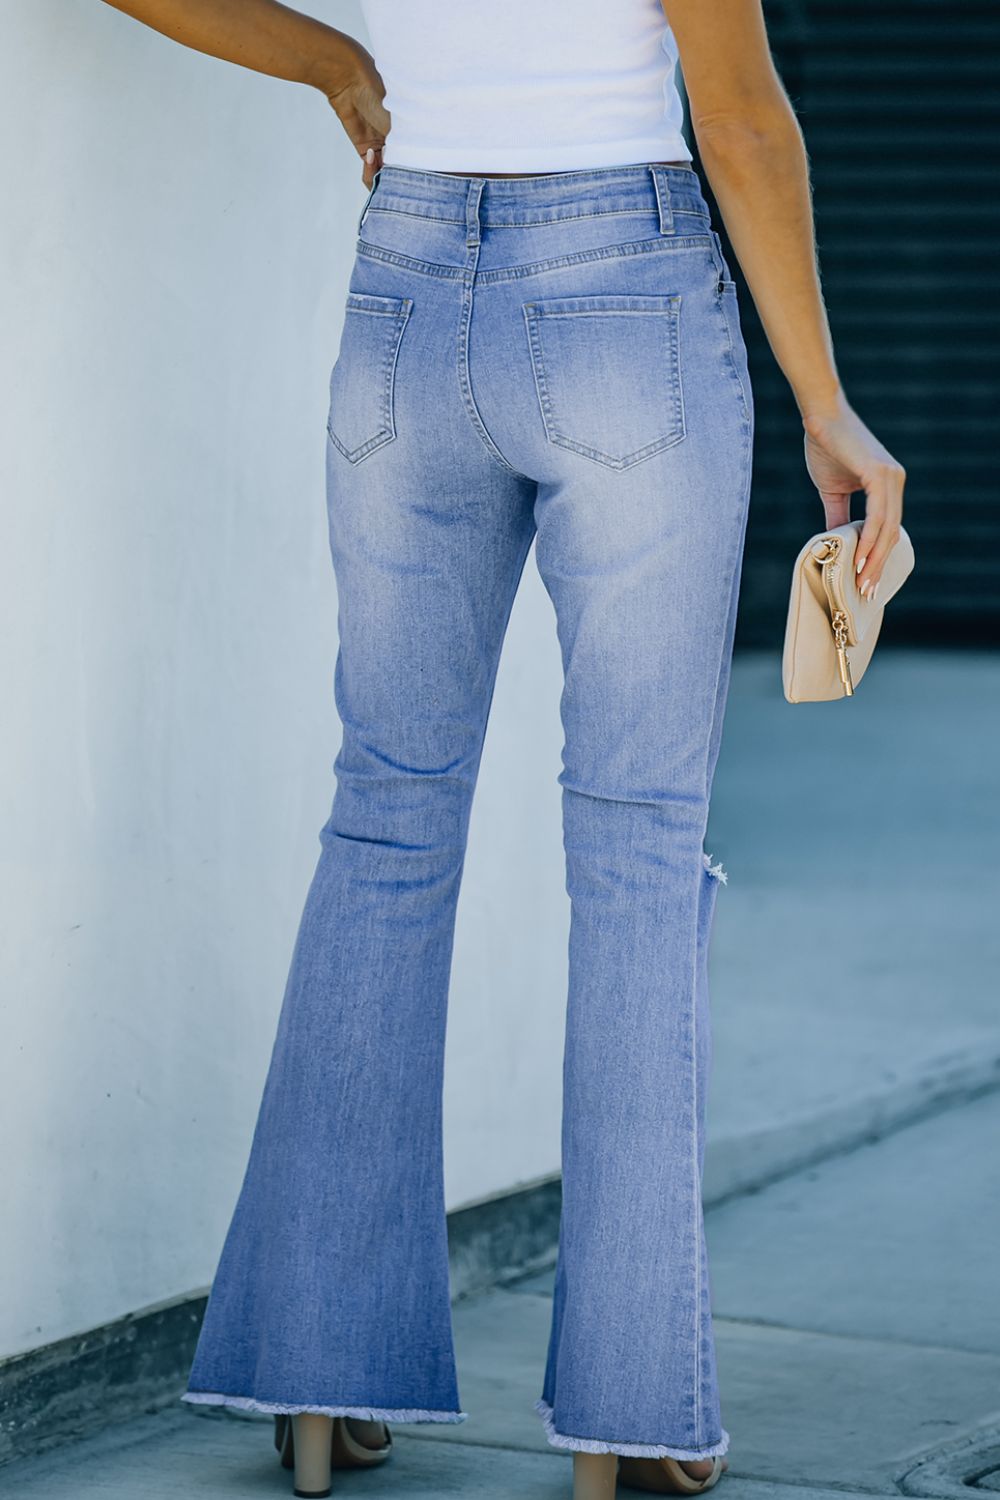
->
<box><xmin>300</xmin><ymin>26</ymin><xmax>370</xmax><ymax>98</ymax></box>
<box><xmin>796</xmin><ymin>381</ymin><xmax>849</xmax><ymax>429</ymax></box>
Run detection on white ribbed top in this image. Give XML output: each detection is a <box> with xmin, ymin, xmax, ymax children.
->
<box><xmin>358</xmin><ymin>0</ymin><xmax>692</xmax><ymax>173</ymax></box>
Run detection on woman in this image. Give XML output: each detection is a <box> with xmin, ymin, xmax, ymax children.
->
<box><xmin>104</xmin><ymin>2</ymin><xmax>905</xmax><ymax>1497</ymax></box>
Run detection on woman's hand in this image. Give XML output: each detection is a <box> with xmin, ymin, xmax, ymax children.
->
<box><xmin>802</xmin><ymin>396</ymin><xmax>906</xmax><ymax>601</ymax></box>
<box><xmin>319</xmin><ymin>37</ymin><xmax>390</xmax><ymax>187</ymax></box>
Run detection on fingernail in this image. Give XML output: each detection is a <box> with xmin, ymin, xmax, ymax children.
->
<box><xmin>856</xmin><ymin>555</ymin><xmax>867</xmax><ymax>574</ymax></box>
<box><xmin>365</xmin><ymin>148</ymin><xmax>375</xmax><ymax>163</ymax></box>
<box><xmin>860</xmin><ymin>579</ymin><xmax>870</xmax><ymax>598</ymax></box>
<box><xmin>872</xmin><ymin>581</ymin><xmax>880</xmax><ymax>604</ymax></box>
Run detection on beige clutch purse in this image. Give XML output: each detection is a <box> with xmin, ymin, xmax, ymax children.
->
<box><xmin>782</xmin><ymin>519</ymin><xmax>915</xmax><ymax>702</ymax></box>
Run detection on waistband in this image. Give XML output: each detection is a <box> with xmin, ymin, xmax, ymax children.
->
<box><xmin>359</xmin><ymin>161</ymin><xmax>706</xmax><ymax>233</ymax></box>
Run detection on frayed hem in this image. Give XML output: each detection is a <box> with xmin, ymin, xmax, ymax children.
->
<box><xmin>702</xmin><ymin>851</ymin><xmax>728</xmax><ymax>885</ymax></box>
<box><xmin>534</xmin><ymin>1399</ymin><xmax>730</xmax><ymax>1460</ymax></box>
<box><xmin>181</xmin><ymin>1391</ymin><xmax>468</xmax><ymax>1423</ymax></box>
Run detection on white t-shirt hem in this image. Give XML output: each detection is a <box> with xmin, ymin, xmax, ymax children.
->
<box><xmin>380</xmin><ymin>135</ymin><xmax>694</xmax><ymax>174</ymax></box>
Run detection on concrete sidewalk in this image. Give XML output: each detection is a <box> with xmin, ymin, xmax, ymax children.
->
<box><xmin>702</xmin><ymin>649</ymin><xmax>1000</xmax><ymax>1202</ymax></box>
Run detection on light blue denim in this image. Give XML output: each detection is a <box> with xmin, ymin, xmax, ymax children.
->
<box><xmin>183</xmin><ymin>161</ymin><xmax>753</xmax><ymax>1460</ymax></box>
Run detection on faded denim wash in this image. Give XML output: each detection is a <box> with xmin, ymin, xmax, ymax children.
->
<box><xmin>183</xmin><ymin>161</ymin><xmax>753</xmax><ymax>1460</ymax></box>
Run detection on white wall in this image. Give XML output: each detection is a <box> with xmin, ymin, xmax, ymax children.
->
<box><xmin>0</xmin><ymin>1</ymin><xmax>568</xmax><ymax>1360</ymax></box>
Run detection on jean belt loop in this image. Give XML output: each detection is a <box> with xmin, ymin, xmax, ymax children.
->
<box><xmin>357</xmin><ymin>167</ymin><xmax>381</xmax><ymax>234</ymax></box>
<box><xmin>465</xmin><ymin>178</ymin><xmax>484</xmax><ymax>248</ymax></box>
<box><xmin>649</xmin><ymin>165</ymin><xmax>674</xmax><ymax>236</ymax></box>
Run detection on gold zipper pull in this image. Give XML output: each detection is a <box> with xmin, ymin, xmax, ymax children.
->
<box><xmin>832</xmin><ymin>609</ymin><xmax>854</xmax><ymax>695</ymax></box>
<box><xmin>811</xmin><ymin>535</ymin><xmax>841</xmax><ymax>564</ymax></box>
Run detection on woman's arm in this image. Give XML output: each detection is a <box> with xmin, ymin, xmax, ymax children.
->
<box><xmin>663</xmin><ymin>0</ymin><xmax>905</xmax><ymax>598</ymax></box>
<box><xmin>100</xmin><ymin>0</ymin><xmax>389</xmax><ymax>185</ymax></box>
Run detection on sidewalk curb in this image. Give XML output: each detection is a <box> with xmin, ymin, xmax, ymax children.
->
<box><xmin>703</xmin><ymin>1043</ymin><xmax>1000</xmax><ymax>1209</ymax></box>
<box><xmin>897</xmin><ymin>1415</ymin><xmax>1000</xmax><ymax>1498</ymax></box>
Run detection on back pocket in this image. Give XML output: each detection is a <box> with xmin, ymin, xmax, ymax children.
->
<box><xmin>328</xmin><ymin>291</ymin><xmax>413</xmax><ymax>464</ymax></box>
<box><xmin>523</xmin><ymin>293</ymin><xmax>685</xmax><ymax>470</ymax></box>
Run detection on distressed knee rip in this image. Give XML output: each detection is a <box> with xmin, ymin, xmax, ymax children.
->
<box><xmin>702</xmin><ymin>851</ymin><xmax>728</xmax><ymax>885</ymax></box>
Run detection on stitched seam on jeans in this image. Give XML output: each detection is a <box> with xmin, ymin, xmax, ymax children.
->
<box><xmin>692</xmin><ymin>851</ymin><xmax>703</xmax><ymax>1448</ymax></box>
<box><xmin>716</xmin><ymin>286</ymin><xmax>752</xmax><ymax>429</ymax></box>
<box><xmin>367</xmin><ymin>204</ymin><xmax>709</xmax><ymax>230</ymax></box>
<box><xmin>477</xmin><ymin>233</ymin><xmax>717</xmax><ymax>286</ymax></box>
<box><xmin>456</xmin><ymin>268</ymin><xmax>525</xmax><ymax>479</ymax></box>
<box><xmin>356</xmin><ymin>241</ymin><xmax>465</xmax><ymax>280</ymax></box>
<box><xmin>676</xmin><ymin>291</ymin><xmax>688</xmax><ymax>457</ymax></box>
<box><xmin>693</xmin><ymin>409</ymin><xmax>754</xmax><ymax>1446</ymax></box>
<box><xmin>355</xmin><ymin>234</ymin><xmax>717</xmax><ymax>285</ymax></box>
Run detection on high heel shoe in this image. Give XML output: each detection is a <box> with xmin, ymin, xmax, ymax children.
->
<box><xmin>274</xmin><ymin>1412</ymin><xmax>393</xmax><ymax>1496</ymax></box>
<box><xmin>618</xmin><ymin>1453</ymin><xmax>725</xmax><ymax>1494</ymax></box>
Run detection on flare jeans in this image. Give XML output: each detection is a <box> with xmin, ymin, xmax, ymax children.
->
<box><xmin>183</xmin><ymin>161</ymin><xmax>753</xmax><ymax>1459</ymax></box>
